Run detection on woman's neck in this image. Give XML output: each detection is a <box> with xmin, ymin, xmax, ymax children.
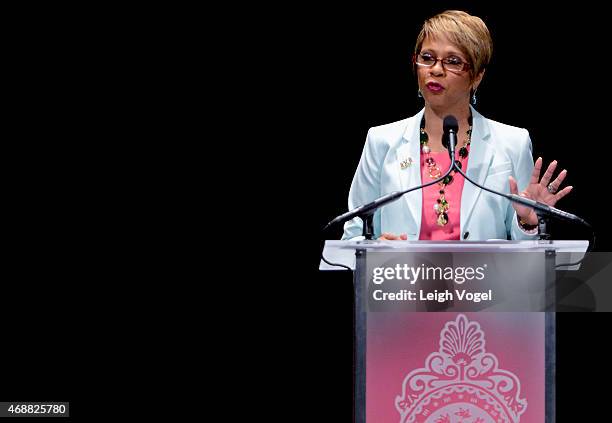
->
<box><xmin>423</xmin><ymin>105</ymin><xmax>472</xmax><ymax>151</ymax></box>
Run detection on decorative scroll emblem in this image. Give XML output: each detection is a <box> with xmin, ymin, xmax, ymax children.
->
<box><xmin>395</xmin><ymin>314</ymin><xmax>527</xmax><ymax>423</ymax></box>
<box><xmin>400</xmin><ymin>157</ymin><xmax>413</xmax><ymax>170</ymax></box>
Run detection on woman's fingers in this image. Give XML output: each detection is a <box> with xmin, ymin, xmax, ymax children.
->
<box><xmin>379</xmin><ymin>232</ymin><xmax>408</xmax><ymax>240</ymax></box>
<box><xmin>554</xmin><ymin>185</ymin><xmax>573</xmax><ymax>201</ymax></box>
<box><xmin>548</xmin><ymin>169</ymin><xmax>567</xmax><ymax>192</ymax></box>
<box><xmin>539</xmin><ymin>160</ymin><xmax>558</xmax><ymax>186</ymax></box>
<box><xmin>530</xmin><ymin>157</ymin><xmax>543</xmax><ymax>185</ymax></box>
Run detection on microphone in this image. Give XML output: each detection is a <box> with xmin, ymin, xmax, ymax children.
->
<box><xmin>442</xmin><ymin>115</ymin><xmax>458</xmax><ymax>160</ymax></box>
<box><xmin>506</xmin><ymin>194</ymin><xmax>591</xmax><ymax>227</ymax></box>
<box><xmin>323</xmin><ymin>191</ymin><xmax>404</xmax><ymax>231</ymax></box>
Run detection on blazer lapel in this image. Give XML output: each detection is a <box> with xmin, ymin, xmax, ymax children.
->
<box><xmin>460</xmin><ymin>107</ymin><xmax>495</xmax><ymax>232</ymax></box>
<box><xmin>397</xmin><ymin>109</ymin><xmax>424</xmax><ymax>235</ymax></box>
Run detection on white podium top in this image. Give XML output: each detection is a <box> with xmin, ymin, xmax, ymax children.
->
<box><xmin>319</xmin><ymin>240</ymin><xmax>589</xmax><ymax>271</ymax></box>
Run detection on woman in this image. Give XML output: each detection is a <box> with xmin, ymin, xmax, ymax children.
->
<box><xmin>342</xmin><ymin>10</ymin><xmax>572</xmax><ymax>241</ymax></box>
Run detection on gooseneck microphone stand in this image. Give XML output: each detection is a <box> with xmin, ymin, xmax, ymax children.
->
<box><xmin>324</xmin><ymin>116</ymin><xmax>591</xmax><ymax>240</ymax></box>
<box><xmin>450</xmin><ymin>164</ymin><xmax>591</xmax><ymax>240</ymax></box>
<box><xmin>324</xmin><ymin>163</ymin><xmax>455</xmax><ymax>240</ymax></box>
<box><xmin>442</xmin><ymin>117</ymin><xmax>590</xmax><ymax>240</ymax></box>
<box><xmin>357</xmin><ymin>166</ymin><xmax>454</xmax><ymax>240</ymax></box>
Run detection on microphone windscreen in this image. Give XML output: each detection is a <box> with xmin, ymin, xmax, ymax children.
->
<box><xmin>443</xmin><ymin>115</ymin><xmax>459</xmax><ymax>133</ymax></box>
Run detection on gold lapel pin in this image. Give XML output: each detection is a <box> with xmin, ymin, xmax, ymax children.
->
<box><xmin>400</xmin><ymin>157</ymin><xmax>413</xmax><ymax>170</ymax></box>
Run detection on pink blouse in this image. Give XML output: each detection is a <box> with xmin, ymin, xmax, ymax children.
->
<box><xmin>418</xmin><ymin>146</ymin><xmax>470</xmax><ymax>240</ymax></box>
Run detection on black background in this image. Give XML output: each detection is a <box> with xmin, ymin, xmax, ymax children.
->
<box><xmin>264</xmin><ymin>2</ymin><xmax>612</xmax><ymax>421</ymax></box>
<box><xmin>3</xmin><ymin>2</ymin><xmax>611</xmax><ymax>420</ymax></box>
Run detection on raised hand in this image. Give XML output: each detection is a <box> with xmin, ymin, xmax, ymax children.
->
<box><xmin>509</xmin><ymin>157</ymin><xmax>573</xmax><ymax>225</ymax></box>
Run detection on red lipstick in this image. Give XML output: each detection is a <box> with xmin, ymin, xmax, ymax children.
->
<box><xmin>426</xmin><ymin>81</ymin><xmax>444</xmax><ymax>93</ymax></box>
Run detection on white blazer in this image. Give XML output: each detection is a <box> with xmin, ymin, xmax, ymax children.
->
<box><xmin>342</xmin><ymin>107</ymin><xmax>538</xmax><ymax>241</ymax></box>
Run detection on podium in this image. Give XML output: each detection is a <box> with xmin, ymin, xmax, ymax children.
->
<box><xmin>320</xmin><ymin>240</ymin><xmax>588</xmax><ymax>423</ymax></box>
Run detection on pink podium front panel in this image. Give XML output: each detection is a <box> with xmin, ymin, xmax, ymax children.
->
<box><xmin>367</xmin><ymin>312</ymin><xmax>545</xmax><ymax>423</ymax></box>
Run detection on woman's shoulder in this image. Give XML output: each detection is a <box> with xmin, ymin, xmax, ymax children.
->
<box><xmin>366</xmin><ymin>111</ymin><xmax>423</xmax><ymax>147</ymax></box>
<box><xmin>475</xmin><ymin>112</ymin><xmax>532</xmax><ymax>159</ymax></box>
<box><xmin>479</xmin><ymin>113</ymin><xmax>530</xmax><ymax>141</ymax></box>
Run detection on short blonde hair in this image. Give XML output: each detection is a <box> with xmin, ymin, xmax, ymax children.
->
<box><xmin>414</xmin><ymin>10</ymin><xmax>492</xmax><ymax>80</ymax></box>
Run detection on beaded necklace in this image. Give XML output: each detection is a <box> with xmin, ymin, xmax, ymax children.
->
<box><xmin>420</xmin><ymin>114</ymin><xmax>473</xmax><ymax>226</ymax></box>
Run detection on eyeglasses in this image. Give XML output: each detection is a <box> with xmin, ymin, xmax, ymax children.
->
<box><xmin>414</xmin><ymin>53</ymin><xmax>470</xmax><ymax>73</ymax></box>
